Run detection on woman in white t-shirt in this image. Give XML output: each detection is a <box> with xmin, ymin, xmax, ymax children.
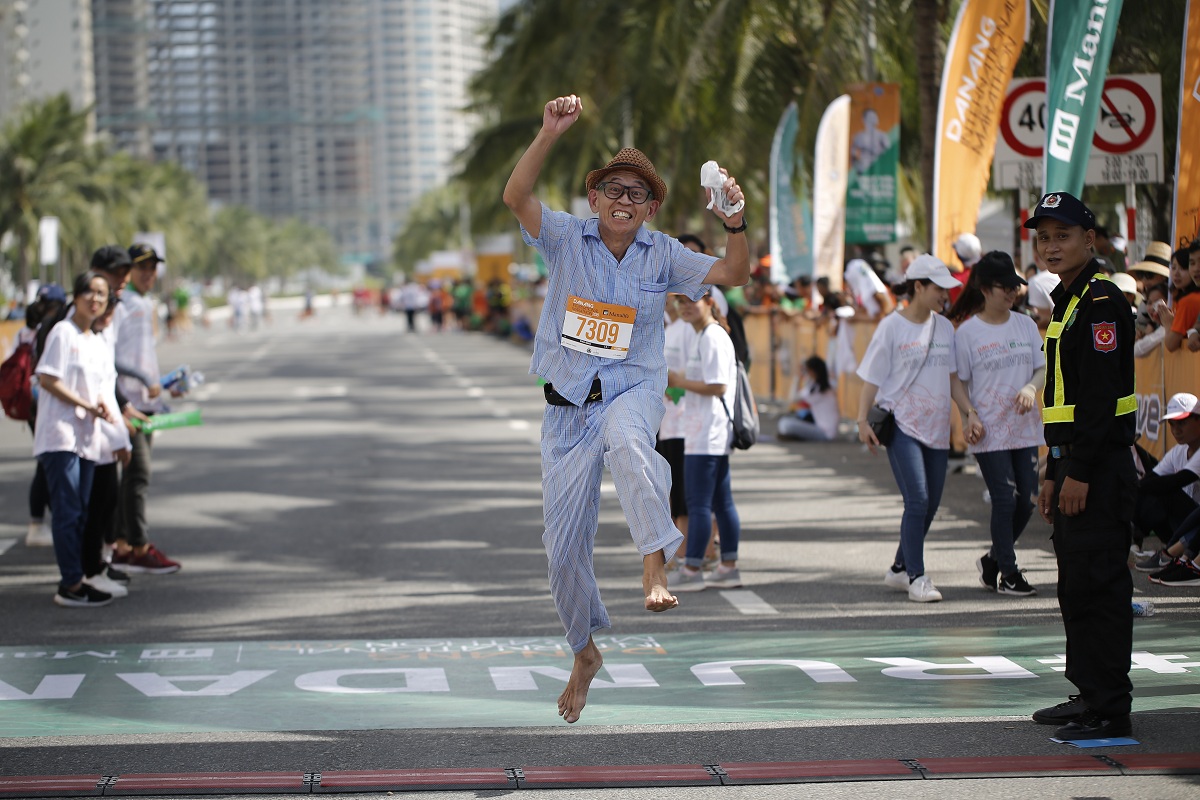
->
<box><xmin>666</xmin><ymin>291</ymin><xmax>742</xmax><ymax>593</ymax></box>
<box><xmin>33</xmin><ymin>271</ymin><xmax>120</xmax><ymax>608</ymax></box>
<box><xmin>857</xmin><ymin>255</ymin><xmax>980</xmax><ymax>603</ymax></box>
<box><xmin>949</xmin><ymin>252</ymin><xmax>1046</xmax><ymax>597</ymax></box>
<box><xmin>656</xmin><ymin>304</ymin><xmax>693</xmax><ymax>538</ymax></box>
<box><xmin>778</xmin><ymin>355</ymin><xmax>839</xmax><ymax>441</ymax></box>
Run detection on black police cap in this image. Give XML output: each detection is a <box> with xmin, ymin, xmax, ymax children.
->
<box><xmin>128</xmin><ymin>243</ymin><xmax>162</xmax><ymax>265</ymax></box>
<box><xmin>1023</xmin><ymin>192</ymin><xmax>1096</xmax><ymax>231</ymax></box>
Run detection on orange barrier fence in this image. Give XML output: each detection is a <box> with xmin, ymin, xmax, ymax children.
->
<box><xmin>0</xmin><ymin>320</ymin><xmax>21</xmax><ymax>359</ymax></box>
<box><xmin>743</xmin><ymin>311</ymin><xmax>1194</xmax><ymax>457</ymax></box>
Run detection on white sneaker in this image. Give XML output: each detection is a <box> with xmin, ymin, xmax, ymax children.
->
<box><xmin>883</xmin><ymin>568</ymin><xmax>910</xmax><ymax>591</ymax></box>
<box><xmin>83</xmin><ymin>573</ymin><xmax>128</xmax><ymax>598</ymax></box>
<box><xmin>25</xmin><ymin>521</ymin><xmax>52</xmax><ymax>547</ymax></box>
<box><xmin>670</xmin><ymin>567</ymin><xmax>707</xmax><ymax>593</ymax></box>
<box><xmin>908</xmin><ymin>575</ymin><xmax>943</xmax><ymax>603</ymax></box>
<box><xmin>707</xmin><ymin>566</ymin><xmax>743</xmax><ymax>589</ymax></box>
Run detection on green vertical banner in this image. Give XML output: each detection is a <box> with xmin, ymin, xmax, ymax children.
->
<box><xmin>1043</xmin><ymin>0</ymin><xmax>1126</xmax><ymax>194</ymax></box>
<box><xmin>769</xmin><ymin>102</ymin><xmax>814</xmax><ymax>281</ymax></box>
<box><xmin>845</xmin><ymin>83</ymin><xmax>899</xmax><ymax>244</ymax></box>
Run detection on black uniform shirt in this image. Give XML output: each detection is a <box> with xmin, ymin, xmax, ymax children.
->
<box><xmin>1043</xmin><ymin>259</ymin><xmax>1136</xmax><ymax>484</ymax></box>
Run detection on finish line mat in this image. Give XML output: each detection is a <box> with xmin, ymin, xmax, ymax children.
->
<box><xmin>1</xmin><ymin>623</ymin><xmax>1197</xmax><ymax>736</ymax></box>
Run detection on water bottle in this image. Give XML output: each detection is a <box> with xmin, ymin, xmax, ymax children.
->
<box><xmin>1131</xmin><ymin>600</ymin><xmax>1156</xmax><ymax>617</ymax></box>
<box><xmin>161</xmin><ymin>365</ymin><xmax>188</xmax><ymax>392</ymax></box>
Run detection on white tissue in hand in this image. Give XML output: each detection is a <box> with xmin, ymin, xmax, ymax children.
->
<box><xmin>700</xmin><ymin>161</ymin><xmax>745</xmax><ymax>216</ymax></box>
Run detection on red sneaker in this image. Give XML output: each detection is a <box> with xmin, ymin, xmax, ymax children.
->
<box><xmin>123</xmin><ymin>544</ymin><xmax>181</xmax><ymax>575</ymax></box>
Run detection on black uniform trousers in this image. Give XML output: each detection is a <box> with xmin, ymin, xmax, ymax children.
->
<box><xmin>1051</xmin><ymin>449</ymin><xmax>1134</xmax><ymax>718</ymax></box>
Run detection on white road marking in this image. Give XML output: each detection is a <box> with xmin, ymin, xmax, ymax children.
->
<box><xmin>293</xmin><ymin>385</ymin><xmax>348</xmax><ymax>399</ymax></box>
<box><xmin>466</xmin><ymin>387</ymin><xmax>484</xmax><ymax>397</ymax></box>
<box><xmin>721</xmin><ymin>589</ymin><xmax>780</xmax><ymax>615</ymax></box>
<box><xmin>508</xmin><ymin>420</ymin><xmax>531</xmax><ymax>431</ymax></box>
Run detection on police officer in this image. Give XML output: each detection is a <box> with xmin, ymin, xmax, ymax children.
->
<box><xmin>1029</xmin><ymin>192</ymin><xmax>1136</xmax><ymax>740</ymax></box>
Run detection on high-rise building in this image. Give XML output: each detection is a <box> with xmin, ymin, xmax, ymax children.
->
<box><xmin>0</xmin><ymin>0</ymin><xmax>95</xmax><ymax>129</ymax></box>
<box><xmin>87</xmin><ymin>0</ymin><xmax>498</xmax><ymax>266</ymax></box>
<box><xmin>370</xmin><ymin>0</ymin><xmax>497</xmax><ymax>261</ymax></box>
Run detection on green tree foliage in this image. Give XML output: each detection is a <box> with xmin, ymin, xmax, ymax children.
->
<box><xmin>0</xmin><ymin>93</ymin><xmax>339</xmax><ymax>290</ymax></box>
<box><xmin>400</xmin><ymin>0</ymin><xmax>1188</xmax><ymax>260</ymax></box>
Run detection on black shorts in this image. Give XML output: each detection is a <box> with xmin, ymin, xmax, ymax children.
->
<box><xmin>655</xmin><ymin>436</ymin><xmax>687</xmax><ymax>519</ymax></box>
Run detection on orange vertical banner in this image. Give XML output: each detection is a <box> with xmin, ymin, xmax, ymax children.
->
<box><xmin>932</xmin><ymin>0</ymin><xmax>1029</xmax><ymax>265</ymax></box>
<box><xmin>1174</xmin><ymin>0</ymin><xmax>1200</xmax><ymax>249</ymax></box>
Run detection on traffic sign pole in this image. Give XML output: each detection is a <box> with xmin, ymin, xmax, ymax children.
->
<box><xmin>1126</xmin><ymin>183</ymin><xmax>1138</xmax><ymax>255</ymax></box>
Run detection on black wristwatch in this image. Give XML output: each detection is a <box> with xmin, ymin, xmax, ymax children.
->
<box><xmin>723</xmin><ymin>217</ymin><xmax>747</xmax><ymax>234</ymax></box>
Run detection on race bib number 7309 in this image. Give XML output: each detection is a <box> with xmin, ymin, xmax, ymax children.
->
<box><xmin>560</xmin><ymin>295</ymin><xmax>636</xmax><ymax>359</ymax></box>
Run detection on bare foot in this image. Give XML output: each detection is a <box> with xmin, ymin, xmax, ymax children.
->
<box><xmin>644</xmin><ymin>550</ymin><xmax>679</xmax><ymax>612</ymax></box>
<box><xmin>558</xmin><ymin>639</ymin><xmax>603</xmax><ymax>724</ymax></box>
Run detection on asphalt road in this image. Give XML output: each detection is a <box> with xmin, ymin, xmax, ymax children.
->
<box><xmin>1</xmin><ymin>302</ymin><xmax>1197</xmax><ymax>798</ymax></box>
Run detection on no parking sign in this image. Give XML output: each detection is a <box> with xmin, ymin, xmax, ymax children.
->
<box><xmin>993</xmin><ymin>74</ymin><xmax>1164</xmax><ymax>190</ymax></box>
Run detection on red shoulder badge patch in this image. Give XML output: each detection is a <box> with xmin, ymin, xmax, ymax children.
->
<box><xmin>1093</xmin><ymin>322</ymin><xmax>1117</xmax><ymax>352</ymax></box>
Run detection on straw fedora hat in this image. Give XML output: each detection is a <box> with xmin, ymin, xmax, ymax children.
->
<box><xmin>1129</xmin><ymin>241</ymin><xmax>1173</xmax><ymax>278</ymax></box>
<box><xmin>585</xmin><ymin>148</ymin><xmax>668</xmax><ymax>203</ymax></box>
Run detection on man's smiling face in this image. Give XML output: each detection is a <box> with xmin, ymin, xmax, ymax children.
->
<box><xmin>589</xmin><ymin>169</ymin><xmax>659</xmax><ymax>234</ymax></box>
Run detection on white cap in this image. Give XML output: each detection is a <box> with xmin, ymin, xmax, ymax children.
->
<box><xmin>1162</xmin><ymin>393</ymin><xmax>1199</xmax><ymax>421</ymax></box>
<box><xmin>952</xmin><ymin>233</ymin><xmax>982</xmax><ymax>265</ymax></box>
<box><xmin>906</xmin><ymin>254</ymin><xmax>962</xmax><ymax>289</ymax></box>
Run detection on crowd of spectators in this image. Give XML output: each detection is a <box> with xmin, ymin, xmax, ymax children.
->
<box><xmin>3</xmin><ymin>245</ymin><xmax>188</xmax><ymax>608</ymax></box>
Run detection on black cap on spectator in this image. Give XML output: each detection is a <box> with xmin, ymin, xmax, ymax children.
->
<box><xmin>1023</xmin><ymin>192</ymin><xmax>1096</xmax><ymax>230</ymax></box>
<box><xmin>128</xmin><ymin>243</ymin><xmax>162</xmax><ymax>265</ymax></box>
<box><xmin>91</xmin><ymin>245</ymin><xmax>133</xmax><ymax>272</ymax></box>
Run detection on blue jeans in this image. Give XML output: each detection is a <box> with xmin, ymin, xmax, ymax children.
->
<box><xmin>974</xmin><ymin>447</ymin><xmax>1039</xmax><ymax>575</ymax></box>
<box><xmin>683</xmin><ymin>454</ymin><xmax>740</xmax><ymax>567</ymax></box>
<box><xmin>885</xmin><ymin>427</ymin><xmax>948</xmax><ymax>579</ymax></box>
<box><xmin>38</xmin><ymin>451</ymin><xmax>95</xmax><ymax>589</ymax></box>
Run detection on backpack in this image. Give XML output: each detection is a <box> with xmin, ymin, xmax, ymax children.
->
<box><xmin>721</xmin><ymin>358</ymin><xmax>759</xmax><ymax>450</ymax></box>
<box><xmin>0</xmin><ymin>340</ymin><xmax>34</xmax><ymax>421</ymax></box>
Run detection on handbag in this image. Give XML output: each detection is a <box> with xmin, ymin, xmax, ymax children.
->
<box><xmin>865</xmin><ymin>403</ymin><xmax>896</xmax><ymax>446</ymax></box>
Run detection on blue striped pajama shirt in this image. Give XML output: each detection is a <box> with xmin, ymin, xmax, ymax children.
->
<box><xmin>523</xmin><ymin>204</ymin><xmax>714</xmax><ymax>652</ymax></box>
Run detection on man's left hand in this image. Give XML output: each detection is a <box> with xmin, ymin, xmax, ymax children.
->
<box><xmin>709</xmin><ymin>167</ymin><xmax>745</xmax><ymax>227</ymax></box>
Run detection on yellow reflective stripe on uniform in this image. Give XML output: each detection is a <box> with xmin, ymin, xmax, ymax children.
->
<box><xmin>1043</xmin><ymin>274</ymin><xmax>1128</xmax><ymax>426</ymax></box>
<box><xmin>1041</xmin><ymin>394</ymin><xmax>1137</xmax><ymax>424</ymax></box>
<box><xmin>1047</xmin><ymin>288</ymin><xmax>1089</xmax><ymax>413</ymax></box>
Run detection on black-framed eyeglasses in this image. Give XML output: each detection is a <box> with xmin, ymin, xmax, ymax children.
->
<box><xmin>597</xmin><ymin>181</ymin><xmax>652</xmax><ymax>204</ymax></box>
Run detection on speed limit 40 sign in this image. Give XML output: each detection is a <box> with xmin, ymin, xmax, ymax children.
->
<box><xmin>993</xmin><ymin>74</ymin><xmax>1164</xmax><ymax>190</ymax></box>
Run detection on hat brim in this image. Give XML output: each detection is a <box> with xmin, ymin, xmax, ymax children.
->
<box><xmin>1129</xmin><ymin>262</ymin><xmax>1171</xmax><ymax>278</ymax></box>
<box><xmin>585</xmin><ymin>165</ymin><xmax>667</xmax><ymax>204</ymax></box>
<box><xmin>927</xmin><ymin>274</ymin><xmax>962</xmax><ymax>289</ymax></box>
<box><xmin>1162</xmin><ymin>411</ymin><xmax>1197</xmax><ymax>421</ymax></box>
<box><xmin>991</xmin><ymin>273</ymin><xmax>1027</xmax><ymax>288</ymax></box>
<box><xmin>1023</xmin><ymin>210</ymin><xmax>1092</xmax><ymax>230</ymax></box>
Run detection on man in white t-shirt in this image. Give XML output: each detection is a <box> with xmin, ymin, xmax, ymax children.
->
<box><xmin>110</xmin><ymin>245</ymin><xmax>181</xmax><ymax>576</ymax></box>
<box><xmin>1025</xmin><ymin>251</ymin><xmax>1060</xmax><ymax>330</ymax></box>
<box><xmin>1133</xmin><ymin>393</ymin><xmax>1200</xmax><ymax>583</ymax></box>
<box><xmin>949</xmin><ymin>233</ymin><xmax>982</xmax><ymax>304</ymax></box>
<box><xmin>844</xmin><ymin>258</ymin><xmax>894</xmax><ymax>320</ymax></box>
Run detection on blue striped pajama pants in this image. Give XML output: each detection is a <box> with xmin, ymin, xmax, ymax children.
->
<box><xmin>541</xmin><ymin>385</ymin><xmax>684</xmax><ymax>653</ymax></box>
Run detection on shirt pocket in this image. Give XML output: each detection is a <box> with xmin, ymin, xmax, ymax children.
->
<box><xmin>636</xmin><ymin>280</ymin><xmax>669</xmax><ymax>321</ymax></box>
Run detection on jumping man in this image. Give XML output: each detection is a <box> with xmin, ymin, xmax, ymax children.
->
<box><xmin>503</xmin><ymin>94</ymin><xmax>750</xmax><ymax>723</ymax></box>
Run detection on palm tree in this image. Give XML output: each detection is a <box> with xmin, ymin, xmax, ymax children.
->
<box><xmin>0</xmin><ymin>94</ymin><xmax>110</xmax><ymax>286</ymax></box>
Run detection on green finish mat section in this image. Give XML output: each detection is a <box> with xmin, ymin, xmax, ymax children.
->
<box><xmin>1</xmin><ymin>624</ymin><xmax>1198</xmax><ymax>736</ymax></box>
